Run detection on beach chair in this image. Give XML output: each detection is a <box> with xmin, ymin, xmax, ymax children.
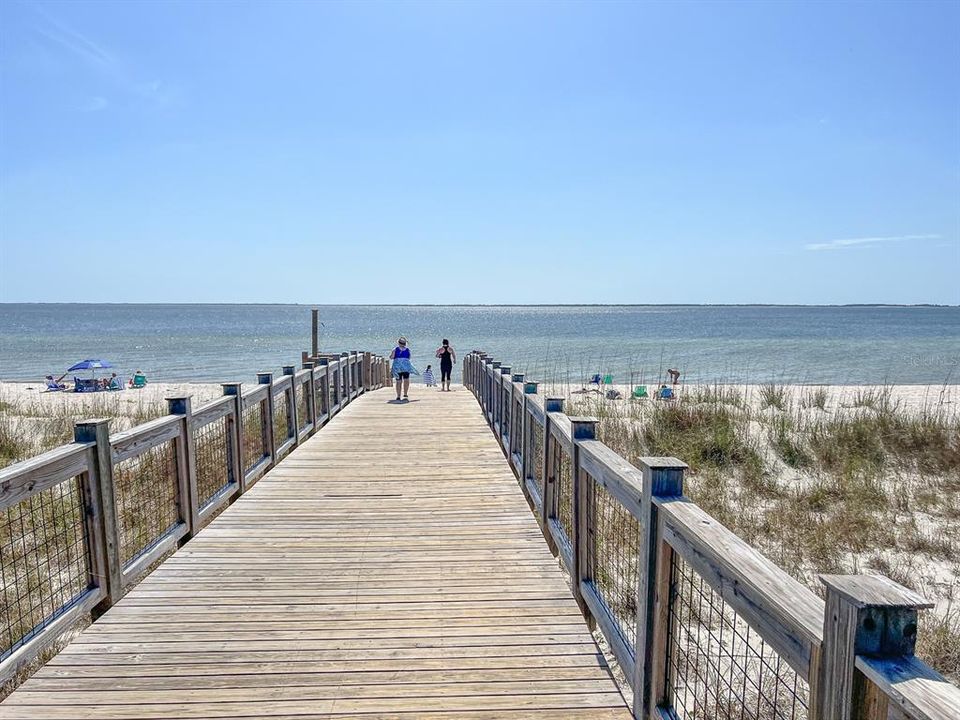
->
<box><xmin>108</xmin><ymin>377</ymin><xmax>124</xmax><ymax>391</ymax></box>
<box><xmin>44</xmin><ymin>377</ymin><xmax>65</xmax><ymax>392</ymax></box>
<box><xmin>657</xmin><ymin>386</ymin><xmax>675</xmax><ymax>401</ymax></box>
<box><xmin>632</xmin><ymin>385</ymin><xmax>648</xmax><ymax>399</ymax></box>
<box><xmin>131</xmin><ymin>375</ymin><xmax>147</xmax><ymax>389</ymax></box>
<box><xmin>603</xmin><ymin>374</ymin><xmax>613</xmax><ymax>385</ymax></box>
<box><xmin>74</xmin><ymin>377</ymin><xmax>98</xmax><ymax>393</ymax></box>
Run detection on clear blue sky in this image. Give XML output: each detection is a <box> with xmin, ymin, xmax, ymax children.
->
<box><xmin>1</xmin><ymin>0</ymin><xmax>958</xmax><ymax>304</ymax></box>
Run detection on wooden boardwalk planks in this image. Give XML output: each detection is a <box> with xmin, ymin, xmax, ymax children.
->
<box><xmin>1</xmin><ymin>385</ymin><xmax>630</xmax><ymax>719</ymax></box>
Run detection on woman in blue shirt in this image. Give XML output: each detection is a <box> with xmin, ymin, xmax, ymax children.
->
<box><xmin>389</xmin><ymin>336</ymin><xmax>416</xmax><ymax>401</ymax></box>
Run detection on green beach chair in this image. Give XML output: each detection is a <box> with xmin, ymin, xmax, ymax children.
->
<box><xmin>131</xmin><ymin>374</ymin><xmax>147</xmax><ymax>389</ymax></box>
<box><xmin>602</xmin><ymin>374</ymin><xmax>613</xmax><ymax>385</ymax></box>
<box><xmin>633</xmin><ymin>385</ymin><xmax>648</xmax><ymax>399</ymax></box>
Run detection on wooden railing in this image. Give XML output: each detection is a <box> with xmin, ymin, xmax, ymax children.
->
<box><xmin>463</xmin><ymin>351</ymin><xmax>960</xmax><ymax>720</ymax></box>
<box><xmin>0</xmin><ymin>350</ymin><xmax>391</xmax><ymax>685</ymax></box>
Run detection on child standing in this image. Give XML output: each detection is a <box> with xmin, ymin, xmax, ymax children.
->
<box><xmin>423</xmin><ymin>365</ymin><xmax>436</xmax><ymax>387</ymax></box>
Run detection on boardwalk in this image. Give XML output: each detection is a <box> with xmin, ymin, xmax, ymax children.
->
<box><xmin>1</xmin><ymin>385</ymin><xmax>631</xmax><ymax>719</ymax></box>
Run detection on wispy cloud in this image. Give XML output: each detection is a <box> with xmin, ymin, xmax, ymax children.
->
<box><xmin>80</xmin><ymin>96</ymin><xmax>109</xmax><ymax>112</ymax></box>
<box><xmin>27</xmin><ymin>3</ymin><xmax>174</xmax><ymax>108</ymax></box>
<box><xmin>804</xmin><ymin>234</ymin><xmax>941</xmax><ymax>252</ymax></box>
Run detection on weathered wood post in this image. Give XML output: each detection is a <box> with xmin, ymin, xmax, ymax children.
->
<box><xmin>816</xmin><ymin>575</ymin><xmax>933</xmax><ymax>720</ymax></box>
<box><xmin>303</xmin><ymin>361</ymin><xmax>317</xmax><ymax>431</ymax></box>
<box><xmin>521</xmin><ymin>381</ymin><xmax>538</xmax><ymax>489</ymax></box>
<box><xmin>221</xmin><ymin>383</ymin><xmax>244</xmax><ymax>494</ymax></box>
<box><xmin>257</xmin><ymin>372</ymin><xmax>276</xmax><ymax>467</ymax></box>
<box><xmin>362</xmin><ymin>351</ymin><xmax>372</xmax><ymax>391</ymax></box>
<box><xmin>635</xmin><ymin>457</ymin><xmax>687</xmax><ymax>717</ymax></box>
<box><xmin>318</xmin><ymin>358</ymin><xmax>331</xmax><ymax>419</ymax></box>
<box><xmin>166</xmin><ymin>396</ymin><xmax>199</xmax><ymax>541</ymax></box>
<box><xmin>541</xmin><ymin>397</ymin><xmax>564</xmax><ymax>556</ymax></box>
<box><xmin>340</xmin><ymin>353</ymin><xmax>350</xmax><ymax>404</ymax></box>
<box><xmin>75</xmin><ymin>419</ymin><xmax>121</xmax><ymax>617</ymax></box>
<box><xmin>499</xmin><ymin>366</ymin><xmax>511</xmax><ymax>448</ymax></box>
<box><xmin>490</xmin><ymin>361</ymin><xmax>501</xmax><ymax>426</ymax></box>
<box><xmin>571</xmin><ymin>417</ymin><xmax>598</xmax><ymax>626</ymax></box>
<box><xmin>509</xmin><ymin>373</ymin><xmax>524</xmax><ymax>469</ymax></box>
<box><xmin>311</xmin><ymin>308</ymin><xmax>319</xmax><ymax>357</ymax></box>
<box><xmin>282</xmin><ymin>366</ymin><xmax>298</xmax><ymax>447</ymax></box>
<box><xmin>483</xmin><ymin>357</ymin><xmax>494</xmax><ymax>418</ymax></box>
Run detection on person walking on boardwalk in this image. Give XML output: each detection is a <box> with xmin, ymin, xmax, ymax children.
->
<box><xmin>390</xmin><ymin>336</ymin><xmax>417</xmax><ymax>401</ymax></box>
<box><xmin>435</xmin><ymin>338</ymin><xmax>456</xmax><ymax>391</ymax></box>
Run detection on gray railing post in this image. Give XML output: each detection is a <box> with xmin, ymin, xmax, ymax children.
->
<box><xmin>319</xmin><ymin>358</ymin><xmax>331</xmax><ymax>419</ymax></box>
<box><xmin>257</xmin><ymin>372</ymin><xmax>276</xmax><ymax>466</ymax></box>
<box><xmin>490</xmin><ymin>361</ymin><xmax>501</xmax><ymax>426</ymax></box>
<box><xmin>75</xmin><ymin>418</ymin><xmax>121</xmax><ymax>617</ymax></box>
<box><xmin>635</xmin><ymin>457</ymin><xmax>687</xmax><ymax>717</ymax></box>
<box><xmin>499</xmin><ymin>366</ymin><xmax>512</xmax><ymax>447</ymax></box>
<box><xmin>363</xmin><ymin>351</ymin><xmax>372</xmax><ymax>391</ymax></box>
<box><xmin>570</xmin><ymin>417</ymin><xmax>598</xmax><ymax>626</ymax></box>
<box><xmin>340</xmin><ymin>353</ymin><xmax>350</xmax><ymax>404</ymax></box>
<box><xmin>222</xmin><ymin>383</ymin><xmax>245</xmax><ymax>494</ymax></box>
<box><xmin>166</xmin><ymin>396</ymin><xmax>199</xmax><ymax>541</ymax></box>
<box><xmin>541</xmin><ymin>397</ymin><xmax>564</xmax><ymax>556</ymax></box>
<box><xmin>303</xmin><ymin>361</ymin><xmax>317</xmax><ymax>430</ymax></box>
<box><xmin>521</xmin><ymin>381</ymin><xmax>538</xmax><ymax>487</ymax></box>
<box><xmin>282</xmin><ymin>365</ymin><xmax>298</xmax><ymax>446</ymax></box>
<box><xmin>816</xmin><ymin>575</ymin><xmax>933</xmax><ymax>720</ymax></box>
<box><xmin>509</xmin><ymin>373</ymin><xmax>524</xmax><ymax>466</ymax></box>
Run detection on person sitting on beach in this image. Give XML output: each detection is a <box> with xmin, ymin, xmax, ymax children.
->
<box><xmin>423</xmin><ymin>365</ymin><xmax>436</xmax><ymax>387</ymax></box>
<box><xmin>667</xmin><ymin>368</ymin><xmax>681</xmax><ymax>385</ymax></box>
<box><xmin>658</xmin><ymin>384</ymin><xmax>674</xmax><ymax>400</ymax></box>
<box><xmin>44</xmin><ymin>375</ymin><xmax>66</xmax><ymax>391</ymax></box>
<box><xmin>130</xmin><ymin>370</ymin><xmax>147</xmax><ymax>388</ymax></box>
<box><xmin>108</xmin><ymin>372</ymin><xmax>124</xmax><ymax>390</ymax></box>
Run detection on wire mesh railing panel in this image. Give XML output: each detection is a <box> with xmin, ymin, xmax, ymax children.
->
<box><xmin>273</xmin><ymin>392</ymin><xmax>292</xmax><ymax>451</ymax></box>
<box><xmin>242</xmin><ymin>402</ymin><xmax>266</xmax><ymax>472</ymax></box>
<box><xmin>511</xmin><ymin>398</ymin><xmax>524</xmax><ymax>456</ymax></box>
<box><xmin>315</xmin><ymin>375</ymin><xmax>328</xmax><ymax>417</ymax></box>
<box><xmin>192</xmin><ymin>417</ymin><xmax>231</xmax><ymax>508</ymax></box>
<box><xmin>330</xmin><ymin>370</ymin><xmax>340</xmax><ymax>409</ymax></box>
<box><xmin>112</xmin><ymin>441</ymin><xmax>179</xmax><ymax>566</ymax></box>
<box><xmin>590</xmin><ymin>477</ymin><xmax>641</xmax><ymax>651</ymax></box>
<box><xmin>531</xmin><ymin>420</ymin><xmax>545</xmax><ymax>499</ymax></box>
<box><xmin>0</xmin><ymin>476</ymin><xmax>93</xmax><ymax>661</ymax></box>
<box><xmin>296</xmin><ymin>382</ymin><xmax>310</xmax><ymax>431</ymax></box>
<box><xmin>501</xmin><ymin>386</ymin><xmax>511</xmax><ymax>439</ymax></box>
<box><xmin>552</xmin><ymin>441</ymin><xmax>574</xmax><ymax>557</ymax></box>
<box><xmin>666</xmin><ymin>554</ymin><xmax>809</xmax><ymax>720</ymax></box>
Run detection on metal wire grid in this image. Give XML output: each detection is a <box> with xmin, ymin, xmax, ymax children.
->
<box><xmin>296</xmin><ymin>381</ymin><xmax>310</xmax><ymax>431</ymax></box>
<box><xmin>510</xmin><ymin>397</ymin><xmax>524</xmax><ymax>456</ymax></box>
<box><xmin>590</xmin><ymin>478</ymin><xmax>641</xmax><ymax>649</ymax></box>
<box><xmin>665</xmin><ymin>554</ymin><xmax>809</xmax><ymax>720</ymax></box>
<box><xmin>553</xmin><ymin>440</ymin><xmax>575</xmax><ymax>556</ymax></box>
<box><xmin>501</xmin><ymin>386</ymin><xmax>511</xmax><ymax>441</ymax></box>
<box><xmin>192</xmin><ymin>417</ymin><xmax>232</xmax><ymax>508</ymax></box>
<box><xmin>241</xmin><ymin>402</ymin><xmax>266</xmax><ymax>472</ymax></box>
<box><xmin>530</xmin><ymin>420</ymin><xmax>545</xmax><ymax>499</ymax></box>
<box><xmin>330</xmin><ymin>369</ymin><xmax>340</xmax><ymax>408</ymax></box>
<box><xmin>315</xmin><ymin>374</ymin><xmax>329</xmax><ymax>417</ymax></box>
<box><xmin>112</xmin><ymin>440</ymin><xmax>179</xmax><ymax>566</ymax></box>
<box><xmin>0</xmin><ymin>476</ymin><xmax>92</xmax><ymax>660</ymax></box>
<box><xmin>272</xmin><ymin>391</ymin><xmax>292</xmax><ymax>451</ymax></box>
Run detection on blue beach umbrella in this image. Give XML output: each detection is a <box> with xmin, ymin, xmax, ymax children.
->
<box><xmin>68</xmin><ymin>359</ymin><xmax>114</xmax><ymax>371</ymax></box>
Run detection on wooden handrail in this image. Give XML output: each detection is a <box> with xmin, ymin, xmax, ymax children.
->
<box><xmin>462</xmin><ymin>350</ymin><xmax>960</xmax><ymax>720</ymax></box>
<box><xmin>0</xmin><ymin>350</ymin><xmax>389</xmax><ymax>688</ymax></box>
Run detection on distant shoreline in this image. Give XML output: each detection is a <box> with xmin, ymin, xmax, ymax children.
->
<box><xmin>1</xmin><ymin>302</ymin><xmax>957</xmax><ymax>308</ymax></box>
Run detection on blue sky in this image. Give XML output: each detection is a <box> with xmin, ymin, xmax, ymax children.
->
<box><xmin>1</xmin><ymin>0</ymin><xmax>957</xmax><ymax>304</ymax></box>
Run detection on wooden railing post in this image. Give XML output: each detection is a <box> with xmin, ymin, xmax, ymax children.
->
<box><xmin>282</xmin><ymin>366</ymin><xmax>298</xmax><ymax>447</ymax></box>
<box><xmin>816</xmin><ymin>575</ymin><xmax>933</xmax><ymax>720</ymax></box>
<box><xmin>303</xmin><ymin>361</ymin><xmax>317</xmax><ymax>430</ymax></box>
<box><xmin>490</xmin><ymin>362</ymin><xmax>501</xmax><ymax>426</ymax></box>
<box><xmin>635</xmin><ymin>457</ymin><xmax>687</xmax><ymax>718</ymax></box>
<box><xmin>571</xmin><ymin>417</ymin><xmax>598</xmax><ymax>626</ymax></box>
<box><xmin>509</xmin><ymin>373</ymin><xmax>524</xmax><ymax>466</ymax></box>
<box><xmin>257</xmin><ymin>372</ymin><xmax>276</xmax><ymax>466</ymax></box>
<box><xmin>363</xmin><ymin>351</ymin><xmax>372</xmax><ymax>391</ymax></box>
<box><xmin>221</xmin><ymin>383</ymin><xmax>245</xmax><ymax>495</ymax></box>
<box><xmin>521</xmin><ymin>381</ymin><xmax>538</xmax><ymax>486</ymax></box>
<box><xmin>340</xmin><ymin>353</ymin><xmax>350</xmax><ymax>403</ymax></box>
<box><xmin>75</xmin><ymin>419</ymin><xmax>121</xmax><ymax>617</ymax></box>
<box><xmin>166</xmin><ymin>396</ymin><xmax>199</xmax><ymax>542</ymax></box>
<box><xmin>499</xmin><ymin>366</ymin><xmax>511</xmax><ymax>447</ymax></box>
<box><xmin>541</xmin><ymin>397</ymin><xmax>564</xmax><ymax>555</ymax></box>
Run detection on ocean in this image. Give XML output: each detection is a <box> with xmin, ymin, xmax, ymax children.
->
<box><xmin>1</xmin><ymin>304</ymin><xmax>958</xmax><ymax>385</ymax></box>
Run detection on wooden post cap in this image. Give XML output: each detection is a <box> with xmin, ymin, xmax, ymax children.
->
<box><xmin>544</xmin><ymin>397</ymin><xmax>564</xmax><ymax>412</ymax></box>
<box><xmin>165</xmin><ymin>396</ymin><xmax>193</xmax><ymax>415</ymax></box>
<box><xmin>74</xmin><ymin>418</ymin><xmax>110</xmax><ymax>442</ymax></box>
<box><xmin>500</xmin><ymin>366</ymin><xmax>511</xmax><ymax>374</ymax></box>
<box><xmin>821</xmin><ymin>574</ymin><xmax>933</xmax><ymax>658</ymax></box>
<box><xmin>511</xmin><ymin>373</ymin><xmax>524</xmax><ymax>382</ymax></box>
<box><xmin>257</xmin><ymin>372</ymin><xmax>273</xmax><ymax>384</ymax></box>
<box><xmin>568</xmin><ymin>417</ymin><xmax>598</xmax><ymax>440</ymax></box>
<box><xmin>221</xmin><ymin>383</ymin><xmax>242</xmax><ymax>395</ymax></box>
<box><xmin>523</xmin><ymin>381</ymin><xmax>539</xmax><ymax>394</ymax></box>
<box><xmin>282</xmin><ymin>366</ymin><xmax>295</xmax><ymax>375</ymax></box>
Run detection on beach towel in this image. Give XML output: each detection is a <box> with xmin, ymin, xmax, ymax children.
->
<box><xmin>423</xmin><ymin>368</ymin><xmax>436</xmax><ymax>386</ymax></box>
<box><xmin>391</xmin><ymin>357</ymin><xmax>420</xmax><ymax>378</ymax></box>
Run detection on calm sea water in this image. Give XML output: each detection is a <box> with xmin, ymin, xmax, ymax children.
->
<box><xmin>1</xmin><ymin>304</ymin><xmax>958</xmax><ymax>385</ymax></box>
